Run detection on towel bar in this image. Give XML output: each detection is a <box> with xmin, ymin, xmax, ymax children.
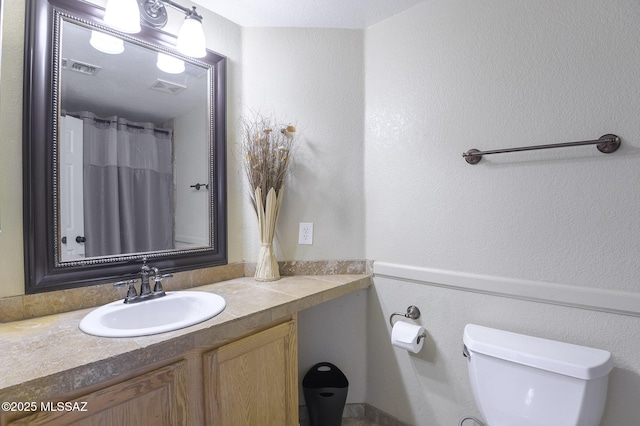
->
<box><xmin>463</xmin><ymin>134</ymin><xmax>620</xmax><ymax>164</ymax></box>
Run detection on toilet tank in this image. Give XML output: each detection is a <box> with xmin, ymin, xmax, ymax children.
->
<box><xmin>463</xmin><ymin>324</ymin><xmax>613</xmax><ymax>426</ymax></box>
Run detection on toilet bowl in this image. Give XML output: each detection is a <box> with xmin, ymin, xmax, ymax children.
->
<box><xmin>463</xmin><ymin>324</ymin><xmax>613</xmax><ymax>426</ymax></box>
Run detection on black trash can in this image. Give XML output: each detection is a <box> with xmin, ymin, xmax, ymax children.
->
<box><xmin>302</xmin><ymin>362</ymin><xmax>349</xmax><ymax>426</ymax></box>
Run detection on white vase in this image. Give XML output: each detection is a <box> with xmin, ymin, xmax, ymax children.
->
<box><xmin>254</xmin><ymin>186</ymin><xmax>284</xmax><ymax>281</ymax></box>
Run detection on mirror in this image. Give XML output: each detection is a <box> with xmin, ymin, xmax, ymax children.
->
<box><xmin>24</xmin><ymin>0</ymin><xmax>227</xmax><ymax>292</ymax></box>
<box><xmin>59</xmin><ymin>20</ymin><xmax>211</xmax><ymax>261</ymax></box>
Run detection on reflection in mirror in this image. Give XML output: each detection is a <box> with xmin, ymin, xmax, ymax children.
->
<box><xmin>58</xmin><ymin>20</ymin><xmax>210</xmax><ymax>262</ymax></box>
<box><xmin>23</xmin><ymin>0</ymin><xmax>227</xmax><ymax>293</ymax></box>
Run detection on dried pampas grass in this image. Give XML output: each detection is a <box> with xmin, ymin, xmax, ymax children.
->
<box><xmin>241</xmin><ymin>112</ymin><xmax>297</xmax><ymax>214</ymax></box>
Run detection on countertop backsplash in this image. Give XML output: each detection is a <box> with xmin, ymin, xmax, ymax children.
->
<box><xmin>0</xmin><ymin>260</ymin><xmax>371</xmax><ymax>323</ymax></box>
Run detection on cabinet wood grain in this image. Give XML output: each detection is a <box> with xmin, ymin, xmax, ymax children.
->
<box><xmin>8</xmin><ymin>361</ymin><xmax>189</xmax><ymax>426</ymax></box>
<box><xmin>3</xmin><ymin>319</ymin><xmax>298</xmax><ymax>426</ymax></box>
<box><xmin>204</xmin><ymin>320</ymin><xmax>298</xmax><ymax>426</ymax></box>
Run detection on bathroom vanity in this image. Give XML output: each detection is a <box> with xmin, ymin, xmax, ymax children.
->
<box><xmin>0</xmin><ymin>274</ymin><xmax>370</xmax><ymax>425</ymax></box>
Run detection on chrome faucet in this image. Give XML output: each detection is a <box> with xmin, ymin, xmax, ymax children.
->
<box><xmin>113</xmin><ymin>259</ymin><xmax>172</xmax><ymax>304</ymax></box>
<box><xmin>139</xmin><ymin>262</ymin><xmax>153</xmax><ymax>296</ymax></box>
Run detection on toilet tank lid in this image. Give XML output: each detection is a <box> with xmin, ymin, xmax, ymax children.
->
<box><xmin>463</xmin><ymin>324</ymin><xmax>613</xmax><ymax>380</ymax></box>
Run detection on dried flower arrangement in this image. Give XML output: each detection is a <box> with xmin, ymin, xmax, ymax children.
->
<box><xmin>241</xmin><ymin>112</ymin><xmax>297</xmax><ymax>281</ymax></box>
<box><xmin>241</xmin><ymin>113</ymin><xmax>297</xmax><ymax>214</ymax></box>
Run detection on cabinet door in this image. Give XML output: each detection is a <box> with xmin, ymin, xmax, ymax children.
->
<box><xmin>8</xmin><ymin>361</ymin><xmax>189</xmax><ymax>426</ymax></box>
<box><xmin>204</xmin><ymin>321</ymin><xmax>298</xmax><ymax>426</ymax></box>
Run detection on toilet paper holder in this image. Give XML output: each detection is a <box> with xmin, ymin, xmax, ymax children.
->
<box><xmin>389</xmin><ymin>305</ymin><xmax>427</xmax><ymax>344</ymax></box>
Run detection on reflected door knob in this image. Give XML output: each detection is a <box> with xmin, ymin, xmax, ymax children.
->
<box><xmin>76</xmin><ymin>236</ymin><xmax>86</xmax><ymax>243</ymax></box>
<box><xmin>61</xmin><ymin>236</ymin><xmax>67</xmax><ymax>244</ymax></box>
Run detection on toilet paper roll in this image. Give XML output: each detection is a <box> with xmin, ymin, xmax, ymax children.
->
<box><xmin>391</xmin><ymin>321</ymin><xmax>425</xmax><ymax>353</ymax></box>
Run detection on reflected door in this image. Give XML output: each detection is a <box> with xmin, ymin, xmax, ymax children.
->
<box><xmin>59</xmin><ymin>115</ymin><xmax>85</xmax><ymax>261</ymax></box>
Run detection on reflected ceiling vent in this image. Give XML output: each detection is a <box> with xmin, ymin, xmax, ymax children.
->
<box><xmin>62</xmin><ymin>58</ymin><xmax>102</xmax><ymax>76</ymax></box>
<box><xmin>149</xmin><ymin>79</ymin><xmax>187</xmax><ymax>95</ymax></box>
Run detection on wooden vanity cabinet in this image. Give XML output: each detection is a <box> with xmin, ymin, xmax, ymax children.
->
<box><xmin>3</xmin><ymin>319</ymin><xmax>298</xmax><ymax>426</ymax></box>
<box><xmin>7</xmin><ymin>361</ymin><xmax>190</xmax><ymax>426</ymax></box>
<box><xmin>204</xmin><ymin>320</ymin><xmax>298</xmax><ymax>426</ymax></box>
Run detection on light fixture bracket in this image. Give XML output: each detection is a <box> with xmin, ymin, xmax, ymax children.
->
<box><xmin>137</xmin><ymin>0</ymin><xmax>168</xmax><ymax>29</ymax></box>
<box><xmin>184</xmin><ymin>6</ymin><xmax>203</xmax><ymax>22</ymax></box>
<box><xmin>137</xmin><ymin>0</ymin><xmax>203</xmax><ymax>30</ymax></box>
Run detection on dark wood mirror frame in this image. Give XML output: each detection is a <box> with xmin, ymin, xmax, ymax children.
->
<box><xmin>23</xmin><ymin>0</ymin><xmax>227</xmax><ymax>293</ymax></box>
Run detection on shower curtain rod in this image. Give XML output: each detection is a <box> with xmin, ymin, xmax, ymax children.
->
<box><xmin>64</xmin><ymin>112</ymin><xmax>171</xmax><ymax>134</ymax></box>
<box><xmin>462</xmin><ymin>134</ymin><xmax>620</xmax><ymax>164</ymax></box>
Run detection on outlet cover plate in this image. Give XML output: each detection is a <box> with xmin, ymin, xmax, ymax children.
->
<box><xmin>298</xmin><ymin>222</ymin><xmax>313</xmax><ymax>245</ymax></box>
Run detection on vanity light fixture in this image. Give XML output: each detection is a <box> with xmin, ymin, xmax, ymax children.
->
<box><xmin>104</xmin><ymin>0</ymin><xmax>207</xmax><ymax>58</ymax></box>
<box><xmin>90</xmin><ymin>30</ymin><xmax>125</xmax><ymax>54</ymax></box>
<box><xmin>104</xmin><ymin>0</ymin><xmax>141</xmax><ymax>34</ymax></box>
<box><xmin>156</xmin><ymin>52</ymin><xmax>185</xmax><ymax>74</ymax></box>
<box><xmin>175</xmin><ymin>8</ymin><xmax>207</xmax><ymax>58</ymax></box>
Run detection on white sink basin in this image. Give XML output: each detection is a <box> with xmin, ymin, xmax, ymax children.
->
<box><xmin>79</xmin><ymin>291</ymin><xmax>226</xmax><ymax>337</ymax></box>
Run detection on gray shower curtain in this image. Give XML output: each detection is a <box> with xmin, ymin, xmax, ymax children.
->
<box><xmin>77</xmin><ymin>111</ymin><xmax>174</xmax><ymax>257</ymax></box>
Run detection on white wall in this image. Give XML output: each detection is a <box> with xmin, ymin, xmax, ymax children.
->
<box><xmin>240</xmin><ymin>27</ymin><xmax>366</xmax><ymax>262</ymax></box>
<box><xmin>238</xmin><ymin>26</ymin><xmax>369</xmax><ymax>407</ymax></box>
<box><xmin>364</xmin><ymin>0</ymin><xmax>640</xmax><ymax>424</ymax></box>
<box><xmin>0</xmin><ymin>0</ymin><xmax>26</xmax><ymax>297</ymax></box>
<box><xmin>365</xmin><ymin>0</ymin><xmax>640</xmax><ymax>290</ymax></box>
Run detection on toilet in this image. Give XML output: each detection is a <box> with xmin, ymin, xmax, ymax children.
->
<box><xmin>463</xmin><ymin>324</ymin><xmax>613</xmax><ymax>426</ymax></box>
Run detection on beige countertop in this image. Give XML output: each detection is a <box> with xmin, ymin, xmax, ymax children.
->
<box><xmin>0</xmin><ymin>274</ymin><xmax>371</xmax><ymax>400</ymax></box>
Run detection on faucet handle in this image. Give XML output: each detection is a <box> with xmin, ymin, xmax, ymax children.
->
<box><xmin>114</xmin><ymin>279</ymin><xmax>138</xmax><ymax>301</ymax></box>
<box><xmin>153</xmin><ymin>274</ymin><xmax>173</xmax><ymax>281</ymax></box>
<box><xmin>152</xmin><ymin>273</ymin><xmax>172</xmax><ymax>294</ymax></box>
<box><xmin>114</xmin><ymin>279</ymin><xmax>137</xmax><ymax>287</ymax></box>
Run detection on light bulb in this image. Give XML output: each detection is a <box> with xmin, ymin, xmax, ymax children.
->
<box><xmin>157</xmin><ymin>53</ymin><xmax>185</xmax><ymax>74</ymax></box>
<box><xmin>104</xmin><ymin>0</ymin><xmax>141</xmax><ymax>34</ymax></box>
<box><xmin>90</xmin><ymin>31</ymin><xmax>125</xmax><ymax>54</ymax></box>
<box><xmin>176</xmin><ymin>15</ymin><xmax>206</xmax><ymax>58</ymax></box>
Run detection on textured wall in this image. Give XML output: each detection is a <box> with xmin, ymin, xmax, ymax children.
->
<box><xmin>240</xmin><ymin>27</ymin><xmax>365</xmax><ymax>262</ymax></box>
<box><xmin>0</xmin><ymin>1</ymin><xmax>26</xmax><ymax>298</ymax></box>
<box><xmin>364</xmin><ymin>0</ymin><xmax>640</xmax><ymax>424</ymax></box>
<box><xmin>239</xmin><ymin>27</ymin><xmax>368</xmax><ymax>407</ymax></box>
<box><xmin>364</xmin><ymin>0</ymin><xmax>640</xmax><ymax>291</ymax></box>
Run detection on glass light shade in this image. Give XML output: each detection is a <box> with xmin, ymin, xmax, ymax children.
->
<box><xmin>157</xmin><ymin>53</ymin><xmax>185</xmax><ymax>74</ymax></box>
<box><xmin>90</xmin><ymin>31</ymin><xmax>125</xmax><ymax>54</ymax></box>
<box><xmin>176</xmin><ymin>17</ymin><xmax>206</xmax><ymax>58</ymax></box>
<box><xmin>103</xmin><ymin>0</ymin><xmax>141</xmax><ymax>34</ymax></box>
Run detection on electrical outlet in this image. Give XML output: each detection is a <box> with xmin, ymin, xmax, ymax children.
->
<box><xmin>298</xmin><ymin>222</ymin><xmax>313</xmax><ymax>245</ymax></box>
